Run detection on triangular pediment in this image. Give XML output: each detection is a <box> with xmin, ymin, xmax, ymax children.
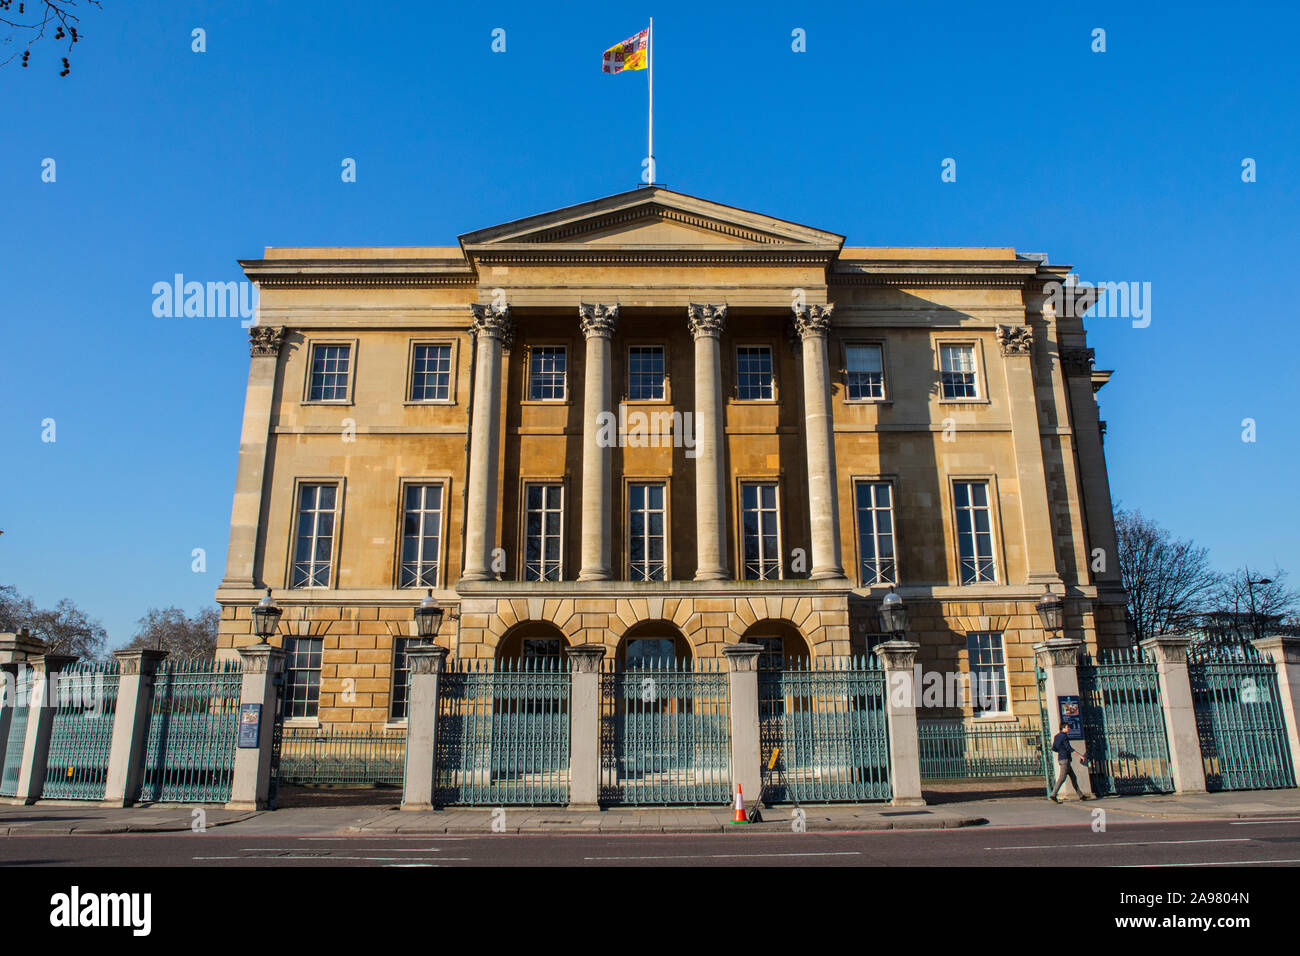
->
<box><xmin>459</xmin><ymin>188</ymin><xmax>844</xmax><ymax>253</ymax></box>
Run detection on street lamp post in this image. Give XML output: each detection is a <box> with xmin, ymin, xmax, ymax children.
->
<box><xmin>1036</xmin><ymin>586</ymin><xmax>1064</xmax><ymax>639</ymax></box>
<box><xmin>879</xmin><ymin>587</ymin><xmax>908</xmax><ymax>639</ymax></box>
<box><xmin>1244</xmin><ymin>570</ymin><xmax>1273</xmax><ymax>643</ymax></box>
<box><xmin>250</xmin><ymin>588</ymin><xmax>282</xmax><ymax>645</ymax></box>
<box><xmin>414</xmin><ymin>589</ymin><xmax>444</xmax><ymax>641</ymax></box>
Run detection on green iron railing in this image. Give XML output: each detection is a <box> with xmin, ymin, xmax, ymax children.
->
<box><xmin>280</xmin><ymin>728</ymin><xmax>407</xmax><ymax>787</ymax></box>
<box><xmin>758</xmin><ymin>655</ymin><xmax>891</xmax><ymax>802</ymax></box>
<box><xmin>0</xmin><ymin>667</ymin><xmax>33</xmax><ymax>797</ymax></box>
<box><xmin>1077</xmin><ymin>646</ymin><xmax>1174</xmax><ymax>795</ymax></box>
<box><xmin>435</xmin><ymin>657</ymin><xmax>570</xmax><ymax>806</ymax></box>
<box><xmin>42</xmin><ymin>662</ymin><xmax>120</xmax><ymax>800</ymax></box>
<box><xmin>918</xmin><ymin>715</ymin><xmax>1044</xmax><ymax>780</ymax></box>
<box><xmin>139</xmin><ymin>658</ymin><xmax>243</xmax><ymax>803</ymax></box>
<box><xmin>1035</xmin><ymin>664</ymin><xmax>1056</xmax><ymax>796</ymax></box>
<box><xmin>1188</xmin><ymin>642</ymin><xmax>1295</xmax><ymax>792</ymax></box>
<box><xmin>601</xmin><ymin>658</ymin><xmax>731</xmax><ymax>805</ymax></box>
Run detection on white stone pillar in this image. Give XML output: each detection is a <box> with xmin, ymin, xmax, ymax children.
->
<box><xmin>1253</xmin><ymin>635</ymin><xmax>1300</xmax><ymax>779</ymax></box>
<box><xmin>102</xmin><ymin>649</ymin><xmax>169</xmax><ymax>807</ymax></box>
<box><xmin>0</xmin><ymin>633</ymin><xmax>43</xmax><ymax>781</ymax></box>
<box><xmin>565</xmin><ymin>644</ymin><xmax>607</xmax><ymax>809</ymax></box>
<box><xmin>873</xmin><ymin>639</ymin><xmax>925</xmax><ymax>806</ymax></box>
<box><xmin>1138</xmin><ymin>634</ymin><xmax>1207</xmax><ymax>794</ymax></box>
<box><xmin>401</xmin><ymin>644</ymin><xmax>449</xmax><ymax>811</ymax></box>
<box><xmin>12</xmin><ymin>653</ymin><xmax>77</xmax><ymax>805</ymax></box>
<box><xmin>221</xmin><ymin>326</ymin><xmax>285</xmax><ymax>588</ymax></box>
<box><xmin>462</xmin><ymin>304</ymin><xmax>513</xmax><ymax>582</ymax></box>
<box><xmin>577</xmin><ymin>304</ymin><xmax>618</xmax><ymax>581</ymax></box>
<box><xmin>793</xmin><ymin>305</ymin><xmax>846</xmax><ymax>580</ymax></box>
<box><xmin>722</xmin><ymin>643</ymin><xmax>762</xmax><ymax>808</ymax></box>
<box><xmin>688</xmin><ymin>303</ymin><xmax>729</xmax><ymax>581</ymax></box>
<box><xmin>225</xmin><ymin>644</ymin><xmax>286</xmax><ymax>811</ymax></box>
<box><xmin>1033</xmin><ymin>637</ymin><xmax>1094</xmax><ymax>798</ymax></box>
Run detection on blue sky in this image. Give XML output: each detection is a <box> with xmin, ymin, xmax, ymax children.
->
<box><xmin>2</xmin><ymin>1</ymin><xmax>1297</xmax><ymax>647</ymax></box>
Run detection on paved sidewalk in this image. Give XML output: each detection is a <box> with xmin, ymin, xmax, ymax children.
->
<box><xmin>0</xmin><ymin>804</ymin><xmax>257</xmax><ymax>835</ymax></box>
<box><xmin>1</xmin><ymin>788</ymin><xmax>1297</xmax><ymax>836</ymax></box>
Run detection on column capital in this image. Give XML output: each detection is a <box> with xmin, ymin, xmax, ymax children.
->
<box><xmin>112</xmin><ymin>648</ymin><xmax>170</xmax><ymax>677</ymax></box>
<box><xmin>248</xmin><ymin>325</ymin><xmax>285</xmax><ymax>356</ymax></box>
<box><xmin>792</xmin><ymin>303</ymin><xmax>834</xmax><ymax>339</ymax></box>
<box><xmin>687</xmin><ymin>303</ymin><xmax>727</xmax><ymax>339</ymax></box>
<box><xmin>1033</xmin><ymin>636</ymin><xmax>1084</xmax><ymax>669</ymax></box>
<box><xmin>996</xmin><ymin>323</ymin><xmax>1033</xmax><ymax>356</ymax></box>
<box><xmin>406</xmin><ymin>644</ymin><xmax>449</xmax><ymax>675</ymax></box>
<box><xmin>1139</xmin><ymin>634</ymin><xmax>1195</xmax><ymax>665</ymax></box>
<box><xmin>1060</xmin><ymin>347</ymin><xmax>1096</xmax><ymax>376</ymax></box>
<box><xmin>469</xmin><ymin>304</ymin><xmax>515</xmax><ymax>351</ymax></box>
<box><xmin>722</xmin><ymin>642</ymin><xmax>764</xmax><ymax>672</ymax></box>
<box><xmin>578</xmin><ymin>303</ymin><xmax>619</xmax><ymax>339</ymax></box>
<box><xmin>565</xmin><ymin>643</ymin><xmax>607</xmax><ymax>674</ymax></box>
<box><xmin>235</xmin><ymin>644</ymin><xmax>287</xmax><ymax>674</ymax></box>
<box><xmin>871</xmin><ymin>639</ymin><xmax>920</xmax><ymax>670</ymax></box>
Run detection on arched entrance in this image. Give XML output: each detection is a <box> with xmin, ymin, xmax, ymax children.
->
<box><xmin>495</xmin><ymin>621</ymin><xmax>571</xmax><ymax>663</ymax></box>
<box><xmin>740</xmin><ymin>620</ymin><xmax>811</xmax><ymax>670</ymax></box>
<box><xmin>615</xmin><ymin>621</ymin><xmax>692</xmax><ymax>667</ymax></box>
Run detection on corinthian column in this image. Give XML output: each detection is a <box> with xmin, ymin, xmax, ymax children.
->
<box><xmin>578</xmin><ymin>303</ymin><xmax>618</xmax><ymax>581</ymax></box>
<box><xmin>794</xmin><ymin>304</ymin><xmax>845</xmax><ymax>579</ymax></box>
<box><xmin>688</xmin><ymin>304</ymin><xmax>729</xmax><ymax>581</ymax></box>
<box><xmin>461</xmin><ymin>304</ymin><xmax>513</xmax><ymax>582</ymax></box>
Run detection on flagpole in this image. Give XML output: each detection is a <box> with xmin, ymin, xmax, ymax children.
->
<box><xmin>648</xmin><ymin>17</ymin><xmax>654</xmax><ymax>184</ymax></box>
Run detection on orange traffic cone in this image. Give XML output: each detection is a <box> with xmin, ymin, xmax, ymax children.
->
<box><xmin>731</xmin><ymin>783</ymin><xmax>749</xmax><ymax>824</ymax></box>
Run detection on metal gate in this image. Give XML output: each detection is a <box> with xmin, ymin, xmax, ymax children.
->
<box><xmin>42</xmin><ymin>662</ymin><xmax>120</xmax><ymax>800</ymax></box>
<box><xmin>435</xmin><ymin>657</ymin><xmax>570</xmax><ymax>806</ymax></box>
<box><xmin>1188</xmin><ymin>643</ymin><xmax>1295</xmax><ymax>791</ymax></box>
<box><xmin>918</xmin><ymin>716</ymin><xmax>1044</xmax><ymax>780</ymax></box>
<box><xmin>601</xmin><ymin>659</ymin><xmax>731</xmax><ymax>805</ymax></box>
<box><xmin>758</xmin><ymin>656</ymin><xmax>891</xmax><ymax>802</ymax></box>
<box><xmin>0</xmin><ymin>667</ymin><xmax>33</xmax><ymax>797</ymax></box>
<box><xmin>1077</xmin><ymin>647</ymin><xmax>1174</xmax><ymax>795</ymax></box>
<box><xmin>139</xmin><ymin>658</ymin><xmax>243</xmax><ymax>803</ymax></box>
<box><xmin>280</xmin><ymin>728</ymin><xmax>407</xmax><ymax>786</ymax></box>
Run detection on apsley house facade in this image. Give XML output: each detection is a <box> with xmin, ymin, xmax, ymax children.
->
<box><xmin>214</xmin><ymin>187</ymin><xmax>1129</xmax><ymax>731</ymax></box>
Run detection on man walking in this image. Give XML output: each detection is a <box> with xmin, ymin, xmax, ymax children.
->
<box><xmin>1049</xmin><ymin>722</ymin><xmax>1089</xmax><ymax>802</ymax></box>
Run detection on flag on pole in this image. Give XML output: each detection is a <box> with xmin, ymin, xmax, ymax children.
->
<box><xmin>602</xmin><ymin>27</ymin><xmax>648</xmax><ymax>73</ymax></box>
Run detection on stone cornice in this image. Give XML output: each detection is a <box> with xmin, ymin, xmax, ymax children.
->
<box><xmin>467</xmin><ymin>246</ymin><xmax>840</xmax><ymax>267</ymax></box>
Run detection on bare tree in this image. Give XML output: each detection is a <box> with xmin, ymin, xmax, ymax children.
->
<box><xmin>0</xmin><ymin>583</ymin><xmax>108</xmax><ymax>659</ymax></box>
<box><xmin>121</xmin><ymin>606</ymin><xmax>219</xmax><ymax>660</ymax></box>
<box><xmin>1113</xmin><ymin>507</ymin><xmax>1220</xmax><ymax>643</ymax></box>
<box><xmin>1207</xmin><ymin>566</ymin><xmax>1300</xmax><ymax>638</ymax></box>
<box><xmin>1</xmin><ymin>0</ymin><xmax>99</xmax><ymax>74</ymax></box>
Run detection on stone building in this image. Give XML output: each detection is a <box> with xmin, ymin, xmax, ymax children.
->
<box><xmin>215</xmin><ymin>187</ymin><xmax>1128</xmax><ymax>730</ymax></box>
